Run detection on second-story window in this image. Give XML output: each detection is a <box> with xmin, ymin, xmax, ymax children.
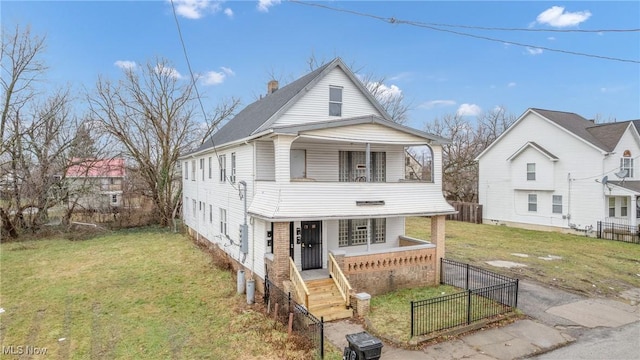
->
<box><xmin>527</xmin><ymin>163</ymin><xmax>536</xmax><ymax>180</ymax></box>
<box><xmin>339</xmin><ymin>151</ymin><xmax>385</xmax><ymax>182</ymax></box>
<box><xmin>200</xmin><ymin>158</ymin><xmax>204</xmax><ymax>181</ymax></box>
<box><xmin>184</xmin><ymin>161</ymin><xmax>188</xmax><ymax>180</ymax></box>
<box><xmin>219</xmin><ymin>155</ymin><xmax>226</xmax><ymax>182</ymax></box>
<box><xmin>208</xmin><ymin>157</ymin><xmax>212</xmax><ymax>179</ymax></box>
<box><xmin>230</xmin><ymin>152</ymin><xmax>236</xmax><ymax>183</ymax></box>
<box><xmin>329</xmin><ymin>86</ymin><xmax>342</xmax><ymax>116</ymax></box>
<box><xmin>620</xmin><ymin>157</ymin><xmax>634</xmax><ymax>178</ymax></box>
<box><xmin>191</xmin><ymin>160</ymin><xmax>196</xmax><ymax>181</ymax></box>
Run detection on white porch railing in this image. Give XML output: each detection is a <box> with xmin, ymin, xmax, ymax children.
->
<box><xmin>328</xmin><ymin>253</ymin><xmax>352</xmax><ymax>308</ymax></box>
<box><xmin>289</xmin><ymin>258</ymin><xmax>310</xmax><ymax>308</ymax></box>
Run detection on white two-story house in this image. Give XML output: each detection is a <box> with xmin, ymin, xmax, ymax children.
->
<box><xmin>181</xmin><ymin>58</ymin><xmax>455</xmax><ymax>320</ymax></box>
<box><xmin>477</xmin><ymin>108</ymin><xmax>640</xmax><ymax>236</ymax></box>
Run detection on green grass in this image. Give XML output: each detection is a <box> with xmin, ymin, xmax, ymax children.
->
<box><xmin>0</xmin><ymin>228</ymin><xmax>340</xmax><ymax>359</ymax></box>
<box><xmin>406</xmin><ymin>217</ymin><xmax>640</xmax><ymax>299</ymax></box>
<box><xmin>368</xmin><ymin>285</ymin><xmax>459</xmax><ymax>342</ymax></box>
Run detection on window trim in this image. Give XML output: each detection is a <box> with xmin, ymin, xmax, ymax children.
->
<box><xmin>219</xmin><ymin>155</ymin><xmax>226</xmax><ymax>183</ymax></box>
<box><xmin>620</xmin><ymin>157</ymin><xmax>634</xmax><ymax>178</ymax></box>
<box><xmin>220</xmin><ymin>208</ymin><xmax>227</xmax><ymax>235</ymax></box>
<box><xmin>230</xmin><ymin>152</ymin><xmax>236</xmax><ymax>183</ymax></box>
<box><xmin>338</xmin><ymin>218</ymin><xmax>386</xmax><ymax>247</ymax></box>
<box><xmin>552</xmin><ymin>195</ymin><xmax>562</xmax><ymax>214</ymax></box>
<box><xmin>528</xmin><ymin>194</ymin><xmax>537</xmax><ymax>212</ymax></box>
<box><xmin>526</xmin><ymin>163</ymin><xmax>536</xmax><ymax>181</ymax></box>
<box><xmin>329</xmin><ymin>86</ymin><xmax>343</xmax><ymax>117</ymax></box>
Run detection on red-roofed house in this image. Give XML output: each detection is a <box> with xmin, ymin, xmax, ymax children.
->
<box><xmin>66</xmin><ymin>158</ymin><xmax>126</xmax><ymax>209</ymax></box>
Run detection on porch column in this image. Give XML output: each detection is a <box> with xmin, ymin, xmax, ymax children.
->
<box><xmin>430</xmin><ymin>215</ymin><xmax>446</xmax><ymax>283</ymax></box>
<box><xmin>270</xmin><ymin>221</ymin><xmax>291</xmax><ymax>288</ymax></box>
<box><xmin>632</xmin><ymin>196</ymin><xmax>638</xmax><ymax>228</ymax></box>
<box><xmin>273</xmin><ymin>135</ymin><xmax>296</xmax><ymax>183</ymax></box>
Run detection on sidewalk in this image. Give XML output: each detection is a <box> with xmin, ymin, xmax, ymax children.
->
<box><xmin>324</xmin><ymin>281</ymin><xmax>640</xmax><ymax>360</ymax></box>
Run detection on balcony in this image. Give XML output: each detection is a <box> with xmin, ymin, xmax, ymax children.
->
<box><xmin>248</xmin><ymin>180</ymin><xmax>455</xmax><ymax>220</ymax></box>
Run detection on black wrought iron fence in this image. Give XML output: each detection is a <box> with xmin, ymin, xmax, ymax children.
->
<box><xmin>264</xmin><ymin>275</ymin><xmax>324</xmax><ymax>359</ymax></box>
<box><xmin>410</xmin><ymin>258</ymin><xmax>518</xmax><ymax>337</ymax></box>
<box><xmin>597</xmin><ymin>221</ymin><xmax>640</xmax><ymax>244</ymax></box>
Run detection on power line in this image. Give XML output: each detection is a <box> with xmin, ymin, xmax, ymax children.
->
<box><xmin>169</xmin><ymin>0</ymin><xmax>237</xmax><ymax>189</ymax></box>
<box><xmin>289</xmin><ymin>0</ymin><xmax>640</xmax><ymax>64</ymax></box>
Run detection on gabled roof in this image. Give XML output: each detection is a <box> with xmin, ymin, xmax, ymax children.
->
<box><xmin>477</xmin><ymin>108</ymin><xmax>639</xmax><ymax>160</ymax></box>
<box><xmin>66</xmin><ymin>158</ymin><xmax>125</xmax><ymax>177</ymax></box>
<box><xmin>506</xmin><ymin>141</ymin><xmax>558</xmax><ymax>162</ymax></box>
<box><xmin>193</xmin><ymin>58</ymin><xmax>395</xmax><ymax>153</ymax></box>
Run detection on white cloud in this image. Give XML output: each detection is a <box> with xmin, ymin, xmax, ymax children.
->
<box><xmin>221</xmin><ymin>66</ymin><xmax>235</xmax><ymax>76</ymax></box>
<box><xmin>536</xmin><ymin>6</ymin><xmax>591</xmax><ymax>28</ymax></box>
<box><xmin>201</xmin><ymin>67</ymin><xmax>234</xmax><ymax>86</ymax></box>
<box><xmin>420</xmin><ymin>100</ymin><xmax>456</xmax><ymax>109</ymax></box>
<box><xmin>171</xmin><ymin>0</ymin><xmax>222</xmax><ymax>19</ymax></box>
<box><xmin>526</xmin><ymin>47</ymin><xmax>544</xmax><ymax>55</ymax></box>
<box><xmin>456</xmin><ymin>104</ymin><xmax>482</xmax><ymax>117</ymax></box>
<box><xmin>224</xmin><ymin>8</ymin><xmax>233</xmax><ymax>17</ymax></box>
<box><xmin>507</xmin><ymin>82</ymin><xmax>517</xmax><ymax>88</ymax></box>
<box><xmin>155</xmin><ymin>64</ymin><xmax>183</xmax><ymax>79</ymax></box>
<box><xmin>365</xmin><ymin>82</ymin><xmax>402</xmax><ymax>103</ymax></box>
<box><xmin>114</xmin><ymin>60</ymin><xmax>137</xmax><ymax>70</ymax></box>
<box><xmin>257</xmin><ymin>0</ymin><xmax>281</xmax><ymax>12</ymax></box>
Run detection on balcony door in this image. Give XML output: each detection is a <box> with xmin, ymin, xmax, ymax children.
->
<box><xmin>301</xmin><ymin>221</ymin><xmax>322</xmax><ymax>270</ymax></box>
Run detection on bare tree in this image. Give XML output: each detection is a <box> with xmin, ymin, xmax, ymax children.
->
<box><xmin>1</xmin><ymin>25</ymin><xmax>48</xmax><ymax>238</ymax></box>
<box><xmin>87</xmin><ymin>58</ymin><xmax>224</xmax><ymax>226</ymax></box>
<box><xmin>425</xmin><ymin>107</ymin><xmax>515</xmax><ymax>202</ymax></box>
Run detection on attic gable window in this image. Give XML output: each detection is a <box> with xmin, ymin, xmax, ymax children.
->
<box><xmin>329</xmin><ymin>86</ymin><xmax>342</xmax><ymax>116</ymax></box>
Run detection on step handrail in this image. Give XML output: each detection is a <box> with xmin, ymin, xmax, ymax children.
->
<box><xmin>328</xmin><ymin>253</ymin><xmax>352</xmax><ymax>307</ymax></box>
<box><xmin>289</xmin><ymin>258</ymin><xmax>310</xmax><ymax>308</ymax></box>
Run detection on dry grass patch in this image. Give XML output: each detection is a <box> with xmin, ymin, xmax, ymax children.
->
<box><xmin>0</xmin><ymin>228</ymin><xmax>327</xmax><ymax>359</ymax></box>
<box><xmin>406</xmin><ymin>217</ymin><xmax>640</xmax><ymax>299</ymax></box>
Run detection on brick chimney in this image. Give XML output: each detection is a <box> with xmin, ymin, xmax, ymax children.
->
<box><xmin>268</xmin><ymin>80</ymin><xmax>279</xmax><ymax>94</ymax></box>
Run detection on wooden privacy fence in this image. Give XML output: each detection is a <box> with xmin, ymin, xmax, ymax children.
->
<box><xmin>446</xmin><ymin>201</ymin><xmax>483</xmax><ymax>224</ymax></box>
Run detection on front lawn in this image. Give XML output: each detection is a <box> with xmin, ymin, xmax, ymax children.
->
<box><xmin>0</xmin><ymin>228</ymin><xmax>335</xmax><ymax>359</ymax></box>
<box><xmin>406</xmin><ymin>217</ymin><xmax>640</xmax><ymax>299</ymax></box>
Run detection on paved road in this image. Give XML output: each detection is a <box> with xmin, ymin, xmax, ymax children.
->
<box><xmin>532</xmin><ymin>321</ymin><xmax>640</xmax><ymax>360</ymax></box>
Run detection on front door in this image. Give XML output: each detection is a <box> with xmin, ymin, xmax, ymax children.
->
<box><xmin>301</xmin><ymin>221</ymin><xmax>322</xmax><ymax>270</ymax></box>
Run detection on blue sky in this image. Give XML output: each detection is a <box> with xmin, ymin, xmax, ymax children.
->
<box><xmin>3</xmin><ymin>1</ymin><xmax>639</xmax><ymax>130</ymax></box>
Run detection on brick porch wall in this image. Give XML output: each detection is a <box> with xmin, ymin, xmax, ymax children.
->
<box><xmin>266</xmin><ymin>222</ymin><xmax>290</xmax><ymax>289</ymax></box>
<box><xmin>341</xmin><ymin>246</ymin><xmax>437</xmax><ymax>296</ymax></box>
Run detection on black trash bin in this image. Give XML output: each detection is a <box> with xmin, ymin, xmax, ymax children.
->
<box><xmin>343</xmin><ymin>331</ymin><xmax>383</xmax><ymax>360</ymax></box>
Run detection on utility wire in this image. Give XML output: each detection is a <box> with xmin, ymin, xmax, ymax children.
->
<box><xmin>290</xmin><ymin>0</ymin><xmax>640</xmax><ymax>64</ymax></box>
<box><xmin>170</xmin><ymin>0</ymin><xmax>238</xmax><ymax>190</ymax></box>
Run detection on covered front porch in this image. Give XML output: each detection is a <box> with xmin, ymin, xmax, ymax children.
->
<box><xmin>263</xmin><ymin>215</ymin><xmax>447</xmax><ymax>321</ymax></box>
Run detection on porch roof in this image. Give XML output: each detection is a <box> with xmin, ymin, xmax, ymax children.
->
<box><xmin>608</xmin><ymin>181</ymin><xmax>640</xmax><ymax>195</ymax></box>
<box><xmin>247</xmin><ymin>182</ymin><xmax>456</xmax><ymax>221</ymax></box>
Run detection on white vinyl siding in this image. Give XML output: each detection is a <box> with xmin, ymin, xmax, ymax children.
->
<box><xmin>272</xmin><ymin>67</ymin><xmax>383</xmax><ymax>127</ymax></box>
<box><xmin>256</xmin><ymin>141</ymin><xmax>275</xmax><ymax>181</ymax></box>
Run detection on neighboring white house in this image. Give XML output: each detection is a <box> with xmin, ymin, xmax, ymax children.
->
<box><xmin>477</xmin><ymin>108</ymin><xmax>640</xmax><ymax>235</ymax></box>
<box><xmin>181</xmin><ymin>58</ymin><xmax>455</xmax><ymax>319</ymax></box>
